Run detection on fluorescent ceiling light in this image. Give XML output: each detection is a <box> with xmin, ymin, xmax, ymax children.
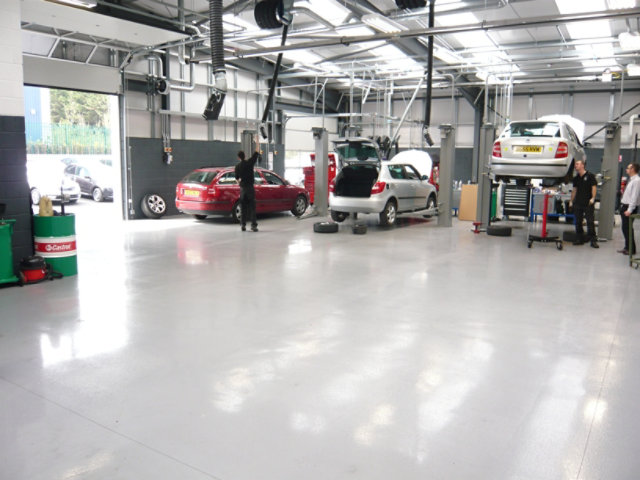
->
<box><xmin>223</xmin><ymin>14</ymin><xmax>259</xmax><ymax>33</ymax></box>
<box><xmin>619</xmin><ymin>31</ymin><xmax>640</xmax><ymax>51</ymax></box>
<box><xmin>338</xmin><ymin>26</ymin><xmax>375</xmax><ymax>37</ymax></box>
<box><xmin>607</xmin><ymin>0</ymin><xmax>636</xmax><ymax>7</ymax></box>
<box><xmin>370</xmin><ymin>44</ymin><xmax>421</xmax><ymax>73</ymax></box>
<box><xmin>602</xmin><ymin>69</ymin><xmax>613</xmax><ymax>82</ymax></box>
<box><xmin>362</xmin><ymin>14</ymin><xmax>407</xmax><ymax>34</ymax></box>
<box><xmin>567</xmin><ymin>20</ymin><xmax>611</xmax><ymax>40</ymax></box>
<box><xmin>299</xmin><ymin>0</ymin><xmax>350</xmax><ymax>27</ymax></box>
<box><xmin>437</xmin><ymin>12</ymin><xmax>495</xmax><ymax>50</ymax></box>
<box><xmin>47</xmin><ymin>0</ymin><xmax>97</xmax><ymax>7</ymax></box>
<box><xmin>255</xmin><ymin>39</ymin><xmax>323</xmax><ymax>64</ymax></box>
<box><xmin>555</xmin><ymin>0</ymin><xmax>606</xmax><ymax>14</ymax></box>
<box><xmin>627</xmin><ymin>63</ymin><xmax>640</xmax><ymax>76</ymax></box>
<box><xmin>581</xmin><ymin>43</ymin><xmax>615</xmax><ymax>68</ymax></box>
<box><xmin>433</xmin><ymin>46</ymin><xmax>464</xmax><ymax>65</ymax></box>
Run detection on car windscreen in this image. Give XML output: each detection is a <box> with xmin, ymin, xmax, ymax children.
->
<box><xmin>181</xmin><ymin>171</ymin><xmax>218</xmax><ymax>185</ymax></box>
<box><xmin>504</xmin><ymin>122</ymin><xmax>561</xmax><ymax>138</ymax></box>
<box><xmin>336</xmin><ymin>143</ymin><xmax>379</xmax><ymax>163</ymax></box>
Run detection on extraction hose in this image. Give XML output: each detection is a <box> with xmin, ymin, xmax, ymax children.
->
<box><xmin>210</xmin><ymin>0</ymin><xmax>225</xmax><ymax>75</ymax></box>
<box><xmin>423</xmin><ymin>0</ymin><xmax>435</xmax><ymax>146</ymax></box>
<box><xmin>203</xmin><ymin>0</ymin><xmax>227</xmax><ymax>120</ymax></box>
<box><xmin>260</xmin><ymin>24</ymin><xmax>289</xmax><ymax>139</ymax></box>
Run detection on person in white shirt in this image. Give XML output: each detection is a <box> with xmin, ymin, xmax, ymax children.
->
<box><xmin>618</xmin><ymin>162</ymin><xmax>640</xmax><ymax>255</ymax></box>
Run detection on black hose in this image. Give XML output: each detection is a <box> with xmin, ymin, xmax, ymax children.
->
<box><xmin>261</xmin><ymin>24</ymin><xmax>289</xmax><ymax>135</ymax></box>
<box><xmin>210</xmin><ymin>0</ymin><xmax>225</xmax><ymax>74</ymax></box>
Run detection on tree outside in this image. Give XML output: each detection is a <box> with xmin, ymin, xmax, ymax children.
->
<box><xmin>26</xmin><ymin>88</ymin><xmax>112</xmax><ymax>154</ymax></box>
<box><xmin>50</xmin><ymin>90</ymin><xmax>110</xmax><ymax>127</ymax></box>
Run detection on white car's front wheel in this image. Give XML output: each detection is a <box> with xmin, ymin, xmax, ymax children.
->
<box><xmin>379</xmin><ymin>200</ymin><xmax>397</xmax><ymax>227</ymax></box>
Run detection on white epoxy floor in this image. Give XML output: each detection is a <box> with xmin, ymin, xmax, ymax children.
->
<box><xmin>1</xmin><ymin>208</ymin><xmax>639</xmax><ymax>480</ymax></box>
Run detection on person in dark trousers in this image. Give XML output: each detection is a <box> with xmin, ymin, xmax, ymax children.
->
<box><xmin>618</xmin><ymin>162</ymin><xmax>640</xmax><ymax>255</ymax></box>
<box><xmin>569</xmin><ymin>159</ymin><xmax>599</xmax><ymax>248</ymax></box>
<box><xmin>235</xmin><ymin>134</ymin><xmax>261</xmax><ymax>232</ymax></box>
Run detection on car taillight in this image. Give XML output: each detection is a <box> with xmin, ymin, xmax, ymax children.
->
<box><xmin>329</xmin><ymin>179</ymin><xmax>335</xmax><ymax>193</ymax></box>
<box><xmin>371</xmin><ymin>181</ymin><xmax>386</xmax><ymax>195</ymax></box>
<box><xmin>555</xmin><ymin>142</ymin><xmax>569</xmax><ymax>158</ymax></box>
<box><xmin>492</xmin><ymin>141</ymin><xmax>502</xmax><ymax>158</ymax></box>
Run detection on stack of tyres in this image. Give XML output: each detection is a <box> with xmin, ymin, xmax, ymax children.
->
<box><xmin>33</xmin><ymin>214</ymin><xmax>78</xmax><ymax>276</ymax></box>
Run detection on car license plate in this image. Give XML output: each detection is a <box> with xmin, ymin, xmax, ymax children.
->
<box><xmin>183</xmin><ymin>189</ymin><xmax>200</xmax><ymax>197</ymax></box>
<box><xmin>514</xmin><ymin>145</ymin><xmax>542</xmax><ymax>153</ymax></box>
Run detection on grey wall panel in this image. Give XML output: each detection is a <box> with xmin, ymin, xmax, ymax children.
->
<box><xmin>128</xmin><ymin>137</ymin><xmax>284</xmax><ymax>219</ymax></box>
<box><xmin>23</xmin><ymin>56</ymin><xmax>120</xmax><ymax>94</ymax></box>
<box><xmin>0</xmin><ymin>115</ymin><xmax>33</xmax><ymax>272</ymax></box>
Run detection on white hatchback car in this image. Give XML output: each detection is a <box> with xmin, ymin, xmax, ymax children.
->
<box><xmin>490</xmin><ymin>118</ymin><xmax>586</xmax><ymax>184</ymax></box>
<box><xmin>329</xmin><ymin>138</ymin><xmax>437</xmax><ymax>226</ymax></box>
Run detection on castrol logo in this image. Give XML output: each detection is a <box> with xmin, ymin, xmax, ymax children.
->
<box><xmin>45</xmin><ymin>243</ymin><xmax>73</xmax><ymax>252</ymax></box>
<box><xmin>34</xmin><ymin>236</ymin><xmax>77</xmax><ymax>258</ymax></box>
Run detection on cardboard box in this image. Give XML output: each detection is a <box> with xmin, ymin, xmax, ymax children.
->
<box><xmin>459</xmin><ymin>184</ymin><xmax>478</xmax><ymax>221</ymax></box>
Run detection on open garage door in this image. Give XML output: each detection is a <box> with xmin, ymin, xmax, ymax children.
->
<box><xmin>24</xmin><ymin>86</ymin><xmax>123</xmax><ymax>243</ymax></box>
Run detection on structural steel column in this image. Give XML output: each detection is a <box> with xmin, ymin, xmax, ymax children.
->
<box><xmin>599</xmin><ymin>122</ymin><xmax>621</xmax><ymax>240</ymax></box>
<box><xmin>313</xmin><ymin>127</ymin><xmax>329</xmax><ymax>217</ymax></box>
<box><xmin>476</xmin><ymin>123</ymin><xmax>495</xmax><ymax>226</ymax></box>
<box><xmin>438</xmin><ymin>124</ymin><xmax>455</xmax><ymax>227</ymax></box>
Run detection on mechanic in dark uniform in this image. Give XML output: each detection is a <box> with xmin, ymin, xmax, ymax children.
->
<box><xmin>235</xmin><ymin>134</ymin><xmax>261</xmax><ymax>232</ymax></box>
<box><xmin>569</xmin><ymin>158</ymin><xmax>599</xmax><ymax>248</ymax></box>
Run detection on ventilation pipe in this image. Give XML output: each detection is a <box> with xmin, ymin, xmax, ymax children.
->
<box><xmin>423</xmin><ymin>0</ymin><xmax>435</xmax><ymax>146</ymax></box>
<box><xmin>203</xmin><ymin>0</ymin><xmax>227</xmax><ymax>120</ymax></box>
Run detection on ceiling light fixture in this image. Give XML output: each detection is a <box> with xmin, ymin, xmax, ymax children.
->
<box><xmin>46</xmin><ymin>0</ymin><xmax>98</xmax><ymax>8</ymax></box>
<box><xmin>361</xmin><ymin>14</ymin><xmax>407</xmax><ymax>34</ymax></box>
<box><xmin>619</xmin><ymin>31</ymin><xmax>640</xmax><ymax>51</ymax></box>
<box><xmin>627</xmin><ymin>64</ymin><xmax>640</xmax><ymax>76</ymax></box>
<box><xmin>602</xmin><ymin>68</ymin><xmax>613</xmax><ymax>82</ymax></box>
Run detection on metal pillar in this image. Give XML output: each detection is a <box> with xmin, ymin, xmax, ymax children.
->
<box><xmin>313</xmin><ymin>127</ymin><xmax>329</xmax><ymax>217</ymax></box>
<box><xmin>598</xmin><ymin>122</ymin><xmax>621</xmax><ymax>240</ymax></box>
<box><xmin>476</xmin><ymin>124</ymin><xmax>495</xmax><ymax>226</ymax></box>
<box><xmin>438</xmin><ymin>124</ymin><xmax>455</xmax><ymax>227</ymax></box>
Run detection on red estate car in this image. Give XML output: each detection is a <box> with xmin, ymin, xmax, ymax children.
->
<box><xmin>175</xmin><ymin>167</ymin><xmax>309</xmax><ymax>221</ymax></box>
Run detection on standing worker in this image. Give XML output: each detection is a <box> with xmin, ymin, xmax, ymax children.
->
<box><xmin>618</xmin><ymin>162</ymin><xmax>640</xmax><ymax>255</ymax></box>
<box><xmin>235</xmin><ymin>134</ymin><xmax>262</xmax><ymax>232</ymax></box>
<box><xmin>569</xmin><ymin>159</ymin><xmax>599</xmax><ymax>248</ymax></box>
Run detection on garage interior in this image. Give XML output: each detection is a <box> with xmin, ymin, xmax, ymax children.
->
<box><xmin>2</xmin><ymin>0</ymin><xmax>640</xmax><ymax>478</ymax></box>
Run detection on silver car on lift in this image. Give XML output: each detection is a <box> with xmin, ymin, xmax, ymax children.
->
<box><xmin>490</xmin><ymin>118</ymin><xmax>587</xmax><ymax>184</ymax></box>
<box><xmin>328</xmin><ymin>137</ymin><xmax>437</xmax><ymax>226</ymax></box>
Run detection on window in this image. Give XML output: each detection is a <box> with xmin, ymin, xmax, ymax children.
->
<box><xmin>405</xmin><ymin>165</ymin><xmax>420</xmax><ymax>180</ymax></box>
<box><xmin>217</xmin><ymin>172</ymin><xmax>238</xmax><ymax>185</ymax></box>
<box><xmin>388</xmin><ymin>165</ymin><xmax>405</xmax><ymax>179</ymax></box>
<box><xmin>182</xmin><ymin>170</ymin><xmax>218</xmax><ymax>185</ymax></box>
<box><xmin>507</xmin><ymin>122</ymin><xmax>560</xmax><ymax>138</ymax></box>
<box><xmin>254</xmin><ymin>172</ymin><xmax>265</xmax><ymax>184</ymax></box>
<box><xmin>262</xmin><ymin>171</ymin><xmax>285</xmax><ymax>185</ymax></box>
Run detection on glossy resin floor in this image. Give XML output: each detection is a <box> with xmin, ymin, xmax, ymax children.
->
<box><xmin>1</xmin><ymin>208</ymin><xmax>639</xmax><ymax>480</ymax></box>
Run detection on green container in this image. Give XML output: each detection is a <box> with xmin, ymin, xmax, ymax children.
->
<box><xmin>490</xmin><ymin>190</ymin><xmax>497</xmax><ymax>219</ymax></box>
<box><xmin>0</xmin><ymin>220</ymin><xmax>19</xmax><ymax>284</ymax></box>
<box><xmin>33</xmin><ymin>214</ymin><xmax>78</xmax><ymax>276</ymax></box>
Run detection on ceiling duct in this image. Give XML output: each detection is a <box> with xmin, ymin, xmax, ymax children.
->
<box><xmin>203</xmin><ymin>0</ymin><xmax>227</xmax><ymax>121</ymax></box>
